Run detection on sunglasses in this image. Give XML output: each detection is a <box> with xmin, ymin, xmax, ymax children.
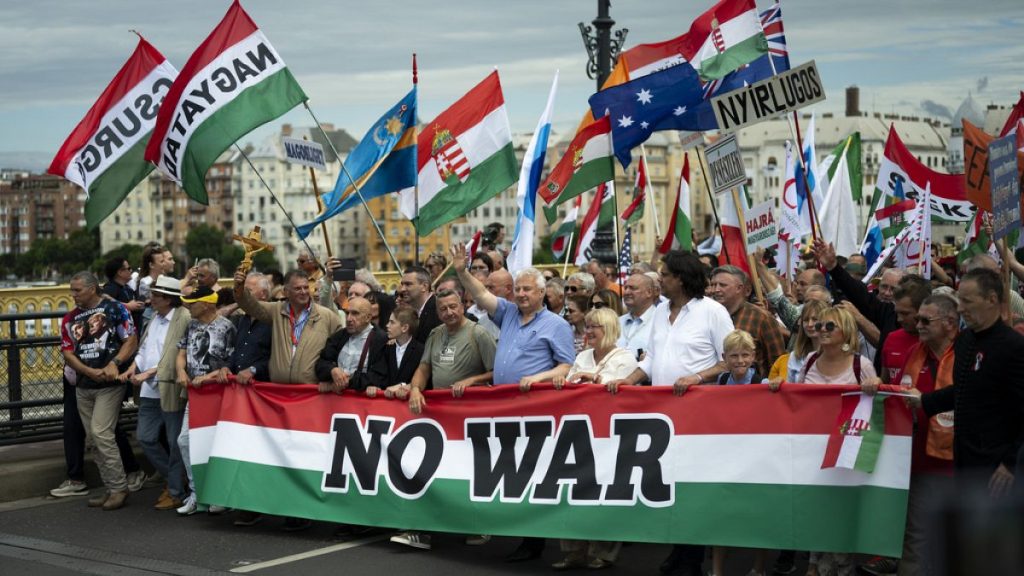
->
<box><xmin>812</xmin><ymin>321</ymin><xmax>838</xmax><ymax>333</ymax></box>
<box><xmin>916</xmin><ymin>315</ymin><xmax>946</xmax><ymax>326</ymax></box>
<box><xmin>565</xmin><ymin>286</ymin><xmax>580</xmax><ymax>292</ymax></box>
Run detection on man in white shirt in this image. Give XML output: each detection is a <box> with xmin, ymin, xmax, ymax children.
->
<box><xmin>618</xmin><ymin>272</ymin><xmax>658</xmax><ymax>360</ymax></box>
<box><xmin>609</xmin><ymin>250</ymin><xmax>732</xmax><ymax>576</ymax></box>
<box><xmin>125</xmin><ymin>276</ymin><xmax>191</xmax><ymax>510</ymax></box>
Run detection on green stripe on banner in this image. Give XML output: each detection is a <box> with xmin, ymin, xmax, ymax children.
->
<box><xmin>194</xmin><ymin>459</ymin><xmax>907</xmax><ymax>557</ymax></box>
<box><xmin>855</xmin><ymin>395</ymin><xmax>887</xmax><ymax>473</ymax></box>
<box><xmin>180</xmin><ymin>68</ymin><xmax>306</xmax><ymax>204</ymax></box>
<box><xmin>85</xmin><ymin>136</ymin><xmax>155</xmax><ymax>229</ymax></box>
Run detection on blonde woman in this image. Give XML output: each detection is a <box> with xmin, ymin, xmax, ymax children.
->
<box><xmin>551</xmin><ymin>307</ymin><xmax>636</xmax><ymax>570</ymax></box>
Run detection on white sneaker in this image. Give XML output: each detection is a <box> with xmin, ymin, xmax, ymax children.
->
<box><xmin>208</xmin><ymin>505</ymin><xmax>229</xmax><ymax>514</ymax></box>
<box><xmin>465</xmin><ymin>534</ymin><xmax>491</xmax><ymax>546</ymax></box>
<box><xmin>390</xmin><ymin>531</ymin><xmax>432</xmax><ymax>550</ymax></box>
<box><xmin>126</xmin><ymin>470</ymin><xmax>147</xmax><ymax>492</ymax></box>
<box><xmin>50</xmin><ymin>479</ymin><xmax>89</xmax><ymax>498</ymax></box>
<box><xmin>176</xmin><ymin>493</ymin><xmax>198</xmax><ymax>516</ymax></box>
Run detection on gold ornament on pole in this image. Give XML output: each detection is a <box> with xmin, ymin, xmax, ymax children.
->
<box><xmin>232</xmin><ymin>226</ymin><xmax>274</xmax><ymax>275</ymax></box>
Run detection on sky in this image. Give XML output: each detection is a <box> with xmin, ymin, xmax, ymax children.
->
<box><xmin>1</xmin><ymin>0</ymin><xmax>1021</xmax><ymax>170</ymax></box>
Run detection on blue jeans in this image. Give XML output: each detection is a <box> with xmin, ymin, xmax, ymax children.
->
<box><xmin>178</xmin><ymin>403</ymin><xmax>193</xmax><ymax>493</ymax></box>
<box><xmin>137</xmin><ymin>398</ymin><xmax>186</xmax><ymax>499</ymax></box>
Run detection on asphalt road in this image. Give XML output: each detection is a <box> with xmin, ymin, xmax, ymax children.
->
<box><xmin>0</xmin><ymin>486</ymin><xmax>800</xmax><ymax>575</ymax></box>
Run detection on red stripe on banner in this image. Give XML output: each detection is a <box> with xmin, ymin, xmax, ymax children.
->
<box><xmin>188</xmin><ymin>382</ymin><xmax>912</xmax><ymax>440</ymax></box>
<box><xmin>145</xmin><ymin>0</ymin><xmax>258</xmax><ymax>161</ymax></box>
<box><xmin>416</xmin><ymin>71</ymin><xmax>505</xmax><ymax>170</ymax></box>
<box><xmin>49</xmin><ymin>37</ymin><xmax>166</xmax><ymax>175</ymax></box>
<box><xmin>820</xmin><ymin>393</ymin><xmax>859</xmax><ymax>468</ymax></box>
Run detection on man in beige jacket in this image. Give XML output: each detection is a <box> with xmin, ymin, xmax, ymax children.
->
<box><xmin>234</xmin><ymin>268</ymin><xmax>341</xmax><ymax>384</ymax></box>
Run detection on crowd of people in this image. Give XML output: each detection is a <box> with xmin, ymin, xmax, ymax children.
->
<box><xmin>52</xmin><ymin>225</ymin><xmax>1024</xmax><ymax>576</ymax></box>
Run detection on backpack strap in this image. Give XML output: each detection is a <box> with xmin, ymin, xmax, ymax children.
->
<box><xmin>852</xmin><ymin>353</ymin><xmax>862</xmax><ymax>384</ymax></box>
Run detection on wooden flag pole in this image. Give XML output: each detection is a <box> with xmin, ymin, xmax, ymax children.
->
<box><xmin>732</xmin><ymin>185</ymin><xmax>764</xmax><ymax>304</ymax></box>
<box><xmin>303</xmin><ymin>136</ymin><xmax>334</xmax><ymax>259</ymax></box>
<box><xmin>696</xmin><ymin>146</ymin><xmax>729</xmax><ymax>263</ymax></box>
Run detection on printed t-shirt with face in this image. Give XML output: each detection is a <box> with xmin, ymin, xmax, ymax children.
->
<box><xmin>177</xmin><ymin>316</ymin><xmax>236</xmax><ymax>379</ymax></box>
<box><xmin>60</xmin><ymin>299</ymin><xmax>135</xmax><ymax>389</ymax></box>
<box><xmin>421</xmin><ymin>321</ymin><xmax>496</xmax><ymax>389</ymax></box>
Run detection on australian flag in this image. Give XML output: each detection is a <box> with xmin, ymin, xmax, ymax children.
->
<box><xmin>589</xmin><ymin>3</ymin><xmax>791</xmax><ymax>168</ymax></box>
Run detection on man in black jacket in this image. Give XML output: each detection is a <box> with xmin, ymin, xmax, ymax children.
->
<box><xmin>315</xmin><ymin>297</ymin><xmax>387</xmax><ymax>392</ymax></box>
<box><xmin>398</xmin><ymin>266</ymin><xmax>440</xmax><ymax>343</ymax></box>
<box><xmin>911</xmin><ymin>268</ymin><xmax>1024</xmax><ymax>498</ymax></box>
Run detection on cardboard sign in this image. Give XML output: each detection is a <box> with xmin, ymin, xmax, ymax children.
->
<box><xmin>712</xmin><ymin>60</ymin><xmax>826</xmax><ymax>133</ymax></box>
<box><xmin>282</xmin><ymin>137</ymin><xmax>327</xmax><ymax>171</ymax></box>
<box><xmin>744</xmin><ymin>200</ymin><xmax>778</xmax><ymax>252</ymax></box>
<box><xmin>704</xmin><ymin>134</ymin><xmax>746</xmax><ymax>195</ymax></box>
<box><xmin>963</xmin><ymin>120</ymin><xmax>993</xmax><ymax>213</ymax></box>
<box><xmin>988</xmin><ymin>134</ymin><xmax>1021</xmax><ymax>241</ymax></box>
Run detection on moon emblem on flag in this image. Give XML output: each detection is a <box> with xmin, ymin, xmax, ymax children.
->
<box><xmin>782</xmin><ymin>178</ymin><xmax>797</xmax><ymax>209</ymax></box>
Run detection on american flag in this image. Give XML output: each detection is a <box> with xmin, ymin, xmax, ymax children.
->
<box><xmin>618</xmin><ymin>227</ymin><xmax>633</xmax><ymax>282</ymax></box>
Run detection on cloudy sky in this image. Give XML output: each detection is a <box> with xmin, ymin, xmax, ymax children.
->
<box><xmin>1</xmin><ymin>0</ymin><xmax>1021</xmax><ymax>167</ymax></box>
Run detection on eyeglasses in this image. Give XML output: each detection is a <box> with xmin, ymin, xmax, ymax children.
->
<box><xmin>591</xmin><ymin>301</ymin><xmax>606</xmax><ymax>309</ymax></box>
<box><xmin>916</xmin><ymin>315</ymin><xmax>946</xmax><ymax>326</ymax></box>
<box><xmin>813</xmin><ymin>321</ymin><xmax>838</xmax><ymax>333</ymax></box>
<box><xmin>296</xmin><ymin>258</ymin><xmax>309</xmax><ymax>264</ymax></box>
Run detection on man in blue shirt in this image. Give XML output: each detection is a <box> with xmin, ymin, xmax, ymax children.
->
<box><xmin>453</xmin><ymin>243</ymin><xmax>574</xmax><ymax>562</ymax></box>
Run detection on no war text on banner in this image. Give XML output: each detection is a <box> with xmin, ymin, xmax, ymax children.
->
<box><xmin>712</xmin><ymin>60</ymin><xmax>825</xmax><ymax>133</ymax></box>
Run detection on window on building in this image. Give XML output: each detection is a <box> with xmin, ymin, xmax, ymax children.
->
<box><xmin>483</xmin><ymin>207</ymin><xmax>490</xmax><ymax>217</ymax></box>
<box><xmin>495</xmin><ymin>207</ymin><xmax>502</xmax><ymax>217</ymax></box>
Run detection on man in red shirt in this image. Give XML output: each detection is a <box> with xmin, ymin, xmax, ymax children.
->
<box><xmin>879</xmin><ymin>281</ymin><xmax>933</xmax><ymax>384</ymax></box>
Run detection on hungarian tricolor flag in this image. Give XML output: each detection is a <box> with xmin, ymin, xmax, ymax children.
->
<box><xmin>621</xmin><ymin>154</ymin><xmax>648</xmax><ymax>226</ymax></box>
<box><xmin>398</xmin><ymin>71</ymin><xmax>517</xmax><ymax>235</ymax></box>
<box><xmin>539</xmin><ymin>116</ymin><xmax>614</xmax><ymax>206</ymax></box>
<box><xmin>718</xmin><ymin>185</ymin><xmax>751</xmax><ymax>273</ymax></box>
<box><xmin>144</xmin><ymin>0</ymin><xmax>307</xmax><ymax>204</ymax></box>
<box><xmin>659</xmin><ymin>154</ymin><xmax>693</xmax><ymax>253</ymax></box>
<box><xmin>685</xmin><ymin>0</ymin><xmax>768</xmax><ymax>81</ymax></box>
<box><xmin>575</xmin><ymin>183</ymin><xmax>614</xmax><ymax>266</ymax></box>
<box><xmin>551</xmin><ymin>196</ymin><xmax>581</xmax><ymax>260</ymax></box>
<box><xmin>822</xmin><ymin>393</ymin><xmax>887</xmax><ymax>473</ymax></box>
<box><xmin>49</xmin><ymin>37</ymin><xmax>178</xmax><ymax>229</ymax></box>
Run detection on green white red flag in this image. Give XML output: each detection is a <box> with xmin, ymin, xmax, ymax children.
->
<box><xmin>399</xmin><ymin>71</ymin><xmax>517</xmax><ymax>235</ymax></box>
<box><xmin>48</xmin><ymin>37</ymin><xmax>177</xmax><ymax>229</ymax></box>
<box><xmin>539</xmin><ymin>116</ymin><xmax>614</xmax><ymax>206</ymax></box>
<box><xmin>685</xmin><ymin>0</ymin><xmax>768</xmax><ymax>81</ymax></box>
<box><xmin>188</xmin><ymin>382</ymin><xmax>911</xmax><ymax>557</ymax></box>
<box><xmin>551</xmin><ymin>195</ymin><xmax>581</xmax><ymax>260</ymax></box>
<box><xmin>144</xmin><ymin>0</ymin><xmax>307</xmax><ymax>204</ymax></box>
<box><xmin>621</xmin><ymin>154</ymin><xmax>648</xmax><ymax>226</ymax></box>
<box><xmin>659</xmin><ymin>154</ymin><xmax>693</xmax><ymax>253</ymax></box>
<box><xmin>822</xmin><ymin>393</ymin><xmax>887</xmax><ymax>473</ymax></box>
<box><xmin>575</xmin><ymin>183</ymin><xmax>615</xmax><ymax>266</ymax></box>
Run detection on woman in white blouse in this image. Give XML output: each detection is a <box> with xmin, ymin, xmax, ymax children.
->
<box><xmin>556</xmin><ymin>307</ymin><xmax>639</xmax><ymax>388</ymax></box>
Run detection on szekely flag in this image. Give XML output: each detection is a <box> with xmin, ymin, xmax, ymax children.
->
<box><xmin>144</xmin><ymin>0</ymin><xmax>307</xmax><ymax>204</ymax></box>
<box><xmin>539</xmin><ymin>115</ymin><xmax>614</xmax><ymax>206</ymax></box>
<box><xmin>822</xmin><ymin>393</ymin><xmax>887</xmax><ymax>473</ymax></box>
<box><xmin>48</xmin><ymin>37</ymin><xmax>178</xmax><ymax>229</ymax></box>
<box><xmin>399</xmin><ymin>71</ymin><xmax>517</xmax><ymax>236</ymax></box>
<box><xmin>659</xmin><ymin>153</ymin><xmax>693</xmax><ymax>253</ymax></box>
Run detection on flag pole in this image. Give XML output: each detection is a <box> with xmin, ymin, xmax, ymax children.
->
<box><xmin>696</xmin><ymin>145</ymin><xmax>729</xmax><ymax>263</ymax></box>
<box><xmin>303</xmin><ymin>136</ymin><xmax>333</xmax><ymax>258</ymax></box>
<box><xmin>413</xmin><ymin>53</ymin><xmax>421</xmax><ymax>265</ymax></box>
<box><xmin>639</xmin><ymin>144</ymin><xmax>662</xmax><ymax>240</ymax></box>
<box><xmin>610</xmin><ymin>179</ymin><xmax>623</xmax><ymax>291</ymax></box>
<box><xmin>561</xmin><ymin>229</ymin><xmax>575</xmax><ymax>278</ymax></box>
<box><xmin>302</xmin><ymin>101</ymin><xmax>402</xmax><ymax>272</ymax></box>
<box><xmin>233</xmin><ymin>144</ymin><xmax>324</xmax><ymax>274</ymax></box>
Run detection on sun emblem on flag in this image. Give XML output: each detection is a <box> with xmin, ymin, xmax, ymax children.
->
<box><xmin>431</xmin><ymin>126</ymin><xmax>471</xmax><ymax>184</ymax></box>
<box><xmin>839</xmin><ymin>418</ymin><xmax>870</xmax><ymax>437</ymax></box>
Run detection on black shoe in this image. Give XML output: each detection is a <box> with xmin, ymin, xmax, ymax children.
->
<box><xmin>504</xmin><ymin>539</ymin><xmax>544</xmax><ymax>562</ymax></box>
<box><xmin>334</xmin><ymin>523</ymin><xmax>375</xmax><ymax>537</ymax></box>
<box><xmin>234</xmin><ymin>511</ymin><xmax>263</xmax><ymax>527</ymax></box>
<box><xmin>282</xmin><ymin>517</ymin><xmax>312</xmax><ymax>532</ymax></box>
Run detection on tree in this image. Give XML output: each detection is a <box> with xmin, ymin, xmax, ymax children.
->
<box><xmin>93</xmin><ymin>243</ymin><xmax>145</xmax><ymax>274</ymax></box>
<box><xmin>185</xmin><ymin>224</ymin><xmax>227</xmax><ymax>263</ymax></box>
